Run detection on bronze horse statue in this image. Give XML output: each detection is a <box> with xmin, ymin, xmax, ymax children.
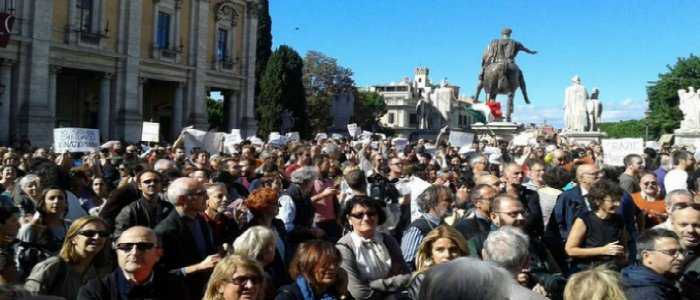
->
<box><xmin>474</xmin><ymin>62</ymin><xmax>531</xmax><ymax>122</ymax></box>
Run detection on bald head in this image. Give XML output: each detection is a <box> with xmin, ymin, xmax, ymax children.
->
<box><xmin>671</xmin><ymin>206</ymin><xmax>700</xmax><ymax>249</ymax></box>
<box><xmin>118</xmin><ymin>226</ymin><xmax>157</xmax><ymax>245</ymax></box>
<box><xmin>575</xmin><ymin>164</ymin><xmax>600</xmax><ymax>189</ymax></box>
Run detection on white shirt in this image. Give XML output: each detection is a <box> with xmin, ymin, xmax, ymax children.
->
<box><xmin>350</xmin><ymin>231</ymin><xmax>392</xmax><ymax>281</ymax></box>
<box><xmin>276</xmin><ymin>193</ymin><xmax>295</xmax><ymax>232</ymax></box>
<box><xmin>664</xmin><ymin>169</ymin><xmax>688</xmax><ymax>193</ymax></box>
<box><xmin>408</xmin><ymin>176</ymin><xmax>432</xmax><ymax>221</ymax></box>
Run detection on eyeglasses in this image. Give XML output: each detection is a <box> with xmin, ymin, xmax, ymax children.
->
<box><xmin>494</xmin><ymin>210</ymin><xmax>528</xmax><ymax>218</ymax></box>
<box><xmin>78</xmin><ymin>230</ymin><xmax>110</xmax><ymax>238</ymax></box>
<box><xmin>141</xmin><ymin>179</ymin><xmax>161</xmax><ymax>184</ymax></box>
<box><xmin>349</xmin><ymin>211</ymin><xmax>378</xmax><ymax>219</ymax></box>
<box><xmin>642</xmin><ymin>181</ymin><xmax>658</xmax><ymax>186</ymax></box>
<box><xmin>116</xmin><ymin>242</ymin><xmax>156</xmax><ymax>252</ymax></box>
<box><xmin>227</xmin><ymin>275</ymin><xmax>262</xmax><ymax>286</ymax></box>
<box><xmin>650</xmin><ymin>248</ymin><xmax>683</xmax><ymax>258</ymax></box>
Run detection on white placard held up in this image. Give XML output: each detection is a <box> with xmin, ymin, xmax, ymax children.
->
<box><xmin>141</xmin><ymin>122</ymin><xmax>160</xmax><ymax>142</ymax></box>
<box><xmin>182</xmin><ymin>128</ymin><xmax>224</xmax><ymax>154</ymax></box>
<box><xmin>223</xmin><ymin>129</ymin><xmax>242</xmax><ymax>154</ymax></box>
<box><xmin>448</xmin><ymin>131</ymin><xmax>474</xmax><ymax>147</ymax></box>
<box><xmin>286</xmin><ymin>132</ymin><xmax>300</xmax><ymax>142</ymax></box>
<box><xmin>347</xmin><ymin>123</ymin><xmax>360</xmax><ymax>139</ymax></box>
<box><xmin>602</xmin><ymin>138</ymin><xmax>644</xmax><ymax>166</ymax></box>
<box><xmin>53</xmin><ymin>128</ymin><xmax>100</xmax><ymax>153</ymax></box>
<box><xmin>392</xmin><ymin>137</ymin><xmax>409</xmax><ymax>152</ymax></box>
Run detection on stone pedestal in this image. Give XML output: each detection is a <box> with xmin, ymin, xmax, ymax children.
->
<box><xmin>561</xmin><ymin>131</ymin><xmax>607</xmax><ymax>146</ymax></box>
<box><xmin>470</xmin><ymin>122</ymin><xmax>524</xmax><ymax>142</ymax></box>
<box><xmin>673</xmin><ymin>130</ymin><xmax>700</xmax><ymax>147</ymax></box>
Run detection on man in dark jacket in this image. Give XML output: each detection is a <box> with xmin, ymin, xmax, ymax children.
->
<box><xmin>155</xmin><ymin>177</ymin><xmax>221</xmax><ymax>300</ymax></box>
<box><xmin>502</xmin><ymin>162</ymin><xmax>543</xmax><ymax>238</ymax></box>
<box><xmin>113</xmin><ymin>171</ymin><xmax>174</xmax><ymax>238</ymax></box>
<box><xmin>78</xmin><ymin>226</ymin><xmax>190</xmax><ymax>300</ymax></box>
<box><xmin>455</xmin><ymin>184</ymin><xmax>496</xmax><ymax>241</ymax></box>
<box><xmin>622</xmin><ymin>228</ymin><xmax>684</xmax><ymax>300</ymax></box>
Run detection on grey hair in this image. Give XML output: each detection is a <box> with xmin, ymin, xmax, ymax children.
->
<box><xmin>483</xmin><ymin>226</ymin><xmax>530</xmax><ymax>274</ymax></box>
<box><xmin>665</xmin><ymin>189</ymin><xmax>693</xmax><ymax>210</ymax></box>
<box><xmin>166</xmin><ymin>177</ymin><xmax>191</xmax><ymax>206</ymax></box>
<box><xmin>290</xmin><ymin>166</ymin><xmax>319</xmax><ymax>184</ymax></box>
<box><xmin>153</xmin><ymin>159</ymin><xmax>176</xmax><ymax>172</ymax></box>
<box><xmin>636</xmin><ymin>228</ymin><xmax>679</xmax><ymax>261</ymax></box>
<box><xmin>418</xmin><ymin>257</ymin><xmax>512</xmax><ymax>300</ymax></box>
<box><xmin>416</xmin><ymin>184</ymin><xmax>454</xmax><ymax>213</ymax></box>
<box><xmin>19</xmin><ymin>174</ymin><xmax>40</xmax><ymax>189</ymax></box>
<box><xmin>233</xmin><ymin>226</ymin><xmax>277</xmax><ymax>262</ymax></box>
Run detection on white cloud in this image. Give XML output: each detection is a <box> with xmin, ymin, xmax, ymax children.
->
<box><xmin>506</xmin><ymin>98</ymin><xmax>646</xmax><ymax>129</ymax></box>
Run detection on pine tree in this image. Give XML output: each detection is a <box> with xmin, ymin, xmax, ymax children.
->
<box><xmin>255</xmin><ymin>0</ymin><xmax>273</xmax><ymax>119</ymax></box>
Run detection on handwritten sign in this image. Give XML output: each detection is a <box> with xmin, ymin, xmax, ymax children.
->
<box><xmin>182</xmin><ymin>128</ymin><xmax>224</xmax><ymax>154</ymax></box>
<box><xmin>602</xmin><ymin>138</ymin><xmax>644</xmax><ymax>166</ymax></box>
<box><xmin>347</xmin><ymin>123</ymin><xmax>360</xmax><ymax>139</ymax></box>
<box><xmin>54</xmin><ymin>128</ymin><xmax>100</xmax><ymax>153</ymax></box>
<box><xmin>448</xmin><ymin>131</ymin><xmax>474</xmax><ymax>147</ymax></box>
<box><xmin>141</xmin><ymin>122</ymin><xmax>160</xmax><ymax>142</ymax></box>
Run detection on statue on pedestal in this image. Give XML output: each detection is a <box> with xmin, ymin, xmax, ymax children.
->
<box><xmin>473</xmin><ymin>27</ymin><xmax>537</xmax><ymax>122</ymax></box>
<box><xmin>586</xmin><ymin>88</ymin><xmax>603</xmax><ymax>131</ymax></box>
<box><xmin>678</xmin><ymin>87</ymin><xmax>700</xmax><ymax>131</ymax></box>
<box><xmin>564</xmin><ymin>75</ymin><xmax>588</xmax><ymax>132</ymax></box>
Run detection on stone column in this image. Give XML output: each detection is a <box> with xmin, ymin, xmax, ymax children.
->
<box><xmin>224</xmin><ymin>90</ymin><xmax>239</xmax><ymax>131</ymax></box>
<box><xmin>99</xmin><ymin>73</ymin><xmax>113</xmax><ymax>140</ymax></box>
<box><xmin>187</xmin><ymin>0</ymin><xmax>210</xmax><ymax>129</ymax></box>
<box><xmin>114</xmin><ymin>0</ymin><xmax>143</xmax><ymax>143</ymax></box>
<box><xmin>171</xmin><ymin>82</ymin><xmax>185</xmax><ymax>139</ymax></box>
<box><xmin>138</xmin><ymin>77</ymin><xmax>147</xmax><ymax>117</ymax></box>
<box><xmin>240</xmin><ymin>2</ymin><xmax>259</xmax><ymax>137</ymax></box>
<box><xmin>0</xmin><ymin>60</ymin><xmax>13</xmax><ymax>145</ymax></box>
<box><xmin>48</xmin><ymin>66</ymin><xmax>61</xmax><ymax>120</ymax></box>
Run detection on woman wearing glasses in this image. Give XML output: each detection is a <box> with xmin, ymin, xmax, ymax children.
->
<box><xmin>336</xmin><ymin>196</ymin><xmax>410</xmax><ymax>300</ymax></box>
<box><xmin>275</xmin><ymin>240</ymin><xmax>350</xmax><ymax>300</ymax></box>
<box><xmin>203</xmin><ymin>255</ymin><xmax>265</xmax><ymax>300</ymax></box>
<box><xmin>565</xmin><ymin>179</ymin><xmax>628</xmax><ymax>272</ymax></box>
<box><xmin>24</xmin><ymin>216</ymin><xmax>111</xmax><ymax>299</ymax></box>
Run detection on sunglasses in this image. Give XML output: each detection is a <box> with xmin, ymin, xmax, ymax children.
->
<box><xmin>116</xmin><ymin>242</ymin><xmax>156</xmax><ymax>252</ymax></box>
<box><xmin>78</xmin><ymin>230</ymin><xmax>110</xmax><ymax>238</ymax></box>
<box><xmin>227</xmin><ymin>275</ymin><xmax>263</xmax><ymax>286</ymax></box>
<box><xmin>349</xmin><ymin>211</ymin><xmax>378</xmax><ymax>219</ymax></box>
<box><xmin>642</xmin><ymin>181</ymin><xmax>658</xmax><ymax>186</ymax></box>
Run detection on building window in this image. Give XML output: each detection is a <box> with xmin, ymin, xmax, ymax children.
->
<box><xmin>409</xmin><ymin>113</ymin><xmax>417</xmax><ymax>125</ymax></box>
<box><xmin>74</xmin><ymin>0</ymin><xmax>104</xmax><ymax>45</ymax></box>
<box><xmin>156</xmin><ymin>12</ymin><xmax>171</xmax><ymax>49</ymax></box>
<box><xmin>217</xmin><ymin>28</ymin><xmax>228</xmax><ymax>61</ymax></box>
<box><xmin>79</xmin><ymin>0</ymin><xmax>93</xmax><ymax>31</ymax></box>
<box><xmin>213</xmin><ymin>1</ymin><xmax>239</xmax><ymax>71</ymax></box>
<box><xmin>388</xmin><ymin>113</ymin><xmax>395</xmax><ymax>124</ymax></box>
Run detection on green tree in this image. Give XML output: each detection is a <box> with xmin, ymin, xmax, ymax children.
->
<box><xmin>256</xmin><ymin>45</ymin><xmax>308</xmax><ymax>138</ymax></box>
<box><xmin>647</xmin><ymin>54</ymin><xmax>700</xmax><ymax>137</ymax></box>
<box><xmin>254</xmin><ymin>0</ymin><xmax>272</xmax><ymax>120</ymax></box>
<box><xmin>599</xmin><ymin>120</ymin><xmax>647</xmax><ymax>138</ymax></box>
<box><xmin>303</xmin><ymin>51</ymin><xmax>355</xmax><ymax>133</ymax></box>
<box><xmin>352</xmin><ymin>90</ymin><xmax>387</xmax><ymax>130</ymax></box>
<box><xmin>206</xmin><ymin>97</ymin><xmax>224</xmax><ymax>131</ymax></box>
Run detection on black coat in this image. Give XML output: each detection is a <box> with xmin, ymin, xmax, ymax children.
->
<box><xmin>154</xmin><ymin>210</ymin><xmax>216</xmax><ymax>300</ymax></box>
<box><xmin>77</xmin><ymin>268</ymin><xmax>191</xmax><ymax>300</ymax></box>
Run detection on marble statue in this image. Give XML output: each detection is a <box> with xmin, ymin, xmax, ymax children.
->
<box><xmin>564</xmin><ymin>75</ymin><xmax>589</xmax><ymax>132</ymax></box>
<box><xmin>678</xmin><ymin>87</ymin><xmax>700</xmax><ymax>131</ymax></box>
<box><xmin>586</xmin><ymin>88</ymin><xmax>603</xmax><ymax>131</ymax></box>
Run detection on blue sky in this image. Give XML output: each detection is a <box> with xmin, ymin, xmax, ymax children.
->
<box><xmin>269</xmin><ymin>1</ymin><xmax>700</xmax><ymax>128</ymax></box>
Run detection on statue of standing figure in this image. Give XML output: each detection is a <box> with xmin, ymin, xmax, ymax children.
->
<box><xmin>678</xmin><ymin>87</ymin><xmax>700</xmax><ymax>131</ymax></box>
<box><xmin>586</xmin><ymin>88</ymin><xmax>603</xmax><ymax>131</ymax></box>
<box><xmin>564</xmin><ymin>75</ymin><xmax>589</xmax><ymax>132</ymax></box>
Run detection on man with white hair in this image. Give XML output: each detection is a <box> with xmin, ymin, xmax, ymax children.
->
<box><xmin>483</xmin><ymin>227</ymin><xmax>547</xmax><ymax>300</ymax></box>
<box><xmin>154</xmin><ymin>177</ymin><xmax>221</xmax><ymax>300</ymax></box>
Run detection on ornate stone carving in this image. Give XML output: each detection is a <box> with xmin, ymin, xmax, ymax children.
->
<box><xmin>215</xmin><ymin>1</ymin><xmax>239</xmax><ymax>26</ymax></box>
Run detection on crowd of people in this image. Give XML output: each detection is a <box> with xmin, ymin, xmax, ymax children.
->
<box><xmin>0</xmin><ymin>132</ymin><xmax>698</xmax><ymax>300</ymax></box>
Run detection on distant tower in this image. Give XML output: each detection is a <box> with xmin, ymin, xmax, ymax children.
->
<box><xmin>414</xmin><ymin>67</ymin><xmax>430</xmax><ymax>89</ymax></box>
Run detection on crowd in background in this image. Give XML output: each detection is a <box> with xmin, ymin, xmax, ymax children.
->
<box><xmin>0</xmin><ymin>131</ymin><xmax>698</xmax><ymax>300</ymax></box>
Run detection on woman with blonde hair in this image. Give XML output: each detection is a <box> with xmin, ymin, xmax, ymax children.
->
<box><xmin>234</xmin><ymin>225</ymin><xmax>289</xmax><ymax>291</ymax></box>
<box><xmin>203</xmin><ymin>255</ymin><xmax>265</xmax><ymax>300</ymax></box>
<box><xmin>408</xmin><ymin>225</ymin><xmax>469</xmax><ymax>299</ymax></box>
<box><xmin>24</xmin><ymin>215</ymin><xmax>112</xmax><ymax>299</ymax></box>
<box><xmin>564</xmin><ymin>265</ymin><xmax>627</xmax><ymax>300</ymax></box>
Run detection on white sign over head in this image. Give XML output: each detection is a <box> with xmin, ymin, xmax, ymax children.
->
<box><xmin>223</xmin><ymin>129</ymin><xmax>242</xmax><ymax>154</ymax></box>
<box><xmin>448</xmin><ymin>131</ymin><xmax>475</xmax><ymax>147</ymax></box>
<box><xmin>286</xmin><ymin>132</ymin><xmax>300</xmax><ymax>142</ymax></box>
<box><xmin>182</xmin><ymin>128</ymin><xmax>224</xmax><ymax>154</ymax></box>
<box><xmin>141</xmin><ymin>122</ymin><xmax>160</xmax><ymax>142</ymax></box>
<box><xmin>53</xmin><ymin>128</ymin><xmax>100</xmax><ymax>153</ymax></box>
<box><xmin>347</xmin><ymin>123</ymin><xmax>360</xmax><ymax>139</ymax></box>
<box><xmin>602</xmin><ymin>138</ymin><xmax>644</xmax><ymax>166</ymax></box>
<box><xmin>392</xmin><ymin>137</ymin><xmax>409</xmax><ymax>152</ymax></box>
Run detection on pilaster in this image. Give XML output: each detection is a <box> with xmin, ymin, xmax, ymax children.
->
<box><xmin>240</xmin><ymin>1</ymin><xmax>259</xmax><ymax>137</ymax></box>
<box><xmin>99</xmin><ymin>73</ymin><xmax>113</xmax><ymax>140</ymax></box>
<box><xmin>0</xmin><ymin>59</ymin><xmax>14</xmax><ymax>145</ymax></box>
<box><xmin>114</xmin><ymin>0</ymin><xmax>143</xmax><ymax>143</ymax></box>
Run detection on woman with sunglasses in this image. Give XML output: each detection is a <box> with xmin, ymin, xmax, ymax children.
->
<box><xmin>337</xmin><ymin>195</ymin><xmax>410</xmax><ymax>300</ymax></box>
<box><xmin>565</xmin><ymin>179</ymin><xmax>628</xmax><ymax>272</ymax></box>
<box><xmin>275</xmin><ymin>240</ymin><xmax>350</xmax><ymax>300</ymax></box>
<box><xmin>24</xmin><ymin>216</ymin><xmax>111</xmax><ymax>299</ymax></box>
<box><xmin>203</xmin><ymin>255</ymin><xmax>265</xmax><ymax>300</ymax></box>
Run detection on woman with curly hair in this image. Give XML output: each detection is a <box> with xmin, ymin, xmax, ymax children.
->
<box><xmin>565</xmin><ymin>179</ymin><xmax>628</xmax><ymax>271</ymax></box>
<box><xmin>275</xmin><ymin>240</ymin><xmax>350</xmax><ymax>300</ymax></box>
<box><xmin>203</xmin><ymin>255</ymin><xmax>265</xmax><ymax>300</ymax></box>
<box><xmin>407</xmin><ymin>225</ymin><xmax>469</xmax><ymax>299</ymax></box>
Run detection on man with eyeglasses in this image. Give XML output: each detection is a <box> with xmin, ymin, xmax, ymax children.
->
<box><xmin>455</xmin><ymin>184</ymin><xmax>496</xmax><ymax>241</ymax></box>
<box><xmin>621</xmin><ymin>228</ymin><xmax>684</xmax><ymax>300</ymax></box>
<box><xmin>78</xmin><ymin>226</ymin><xmax>190</xmax><ymax>300</ymax></box>
<box><xmin>155</xmin><ymin>177</ymin><xmax>220</xmax><ymax>300</ymax></box>
<box><xmin>670</xmin><ymin>203</ymin><xmax>700</xmax><ymax>298</ymax></box>
<box><xmin>627</xmin><ymin>172</ymin><xmax>665</xmax><ymax>229</ymax></box>
<box><xmin>503</xmin><ymin>162</ymin><xmax>544</xmax><ymax>239</ymax></box>
<box><xmin>114</xmin><ymin>170</ymin><xmax>174</xmax><ymax>239</ymax></box>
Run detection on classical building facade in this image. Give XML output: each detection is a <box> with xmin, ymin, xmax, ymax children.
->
<box><xmin>370</xmin><ymin>67</ymin><xmax>474</xmax><ymax>136</ymax></box>
<box><xmin>0</xmin><ymin>0</ymin><xmax>259</xmax><ymax>146</ymax></box>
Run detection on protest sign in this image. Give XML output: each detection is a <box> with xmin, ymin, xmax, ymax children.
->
<box><xmin>392</xmin><ymin>137</ymin><xmax>409</xmax><ymax>152</ymax></box>
<box><xmin>315</xmin><ymin>133</ymin><xmax>328</xmax><ymax>141</ymax></box>
<box><xmin>54</xmin><ymin>128</ymin><xmax>100</xmax><ymax>153</ymax></box>
<box><xmin>286</xmin><ymin>132</ymin><xmax>300</xmax><ymax>142</ymax></box>
<box><xmin>268</xmin><ymin>132</ymin><xmax>288</xmax><ymax>146</ymax></box>
<box><xmin>347</xmin><ymin>123</ymin><xmax>360</xmax><ymax>139</ymax></box>
<box><xmin>182</xmin><ymin>128</ymin><xmax>224</xmax><ymax>154</ymax></box>
<box><xmin>223</xmin><ymin>129</ymin><xmax>242</xmax><ymax>154</ymax></box>
<box><xmin>331</xmin><ymin>133</ymin><xmax>344</xmax><ymax>140</ymax></box>
<box><xmin>247</xmin><ymin>136</ymin><xmax>265</xmax><ymax>146</ymax></box>
<box><xmin>448</xmin><ymin>131</ymin><xmax>474</xmax><ymax>147</ymax></box>
<box><xmin>602</xmin><ymin>138</ymin><xmax>644</xmax><ymax>166</ymax></box>
<box><xmin>141</xmin><ymin>122</ymin><xmax>160</xmax><ymax>142</ymax></box>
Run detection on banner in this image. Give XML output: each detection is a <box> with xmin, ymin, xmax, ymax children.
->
<box><xmin>141</xmin><ymin>122</ymin><xmax>160</xmax><ymax>142</ymax></box>
<box><xmin>602</xmin><ymin>138</ymin><xmax>644</xmax><ymax>166</ymax></box>
<box><xmin>53</xmin><ymin>128</ymin><xmax>100</xmax><ymax>153</ymax></box>
<box><xmin>182</xmin><ymin>128</ymin><xmax>224</xmax><ymax>154</ymax></box>
<box><xmin>448</xmin><ymin>131</ymin><xmax>474</xmax><ymax>147</ymax></box>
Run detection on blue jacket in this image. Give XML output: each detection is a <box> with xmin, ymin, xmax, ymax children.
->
<box><xmin>550</xmin><ymin>186</ymin><xmax>586</xmax><ymax>241</ymax></box>
<box><xmin>622</xmin><ymin>265</ymin><xmax>681</xmax><ymax>300</ymax></box>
